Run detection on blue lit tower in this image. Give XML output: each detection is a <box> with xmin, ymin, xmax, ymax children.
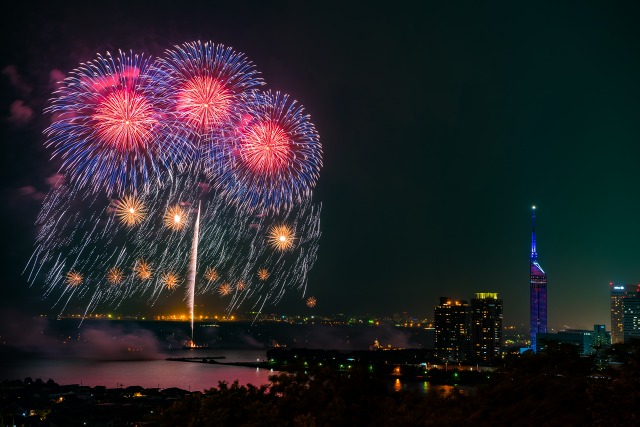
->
<box><xmin>530</xmin><ymin>205</ymin><xmax>547</xmax><ymax>352</ymax></box>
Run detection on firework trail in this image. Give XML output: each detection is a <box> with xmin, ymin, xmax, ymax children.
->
<box><xmin>30</xmin><ymin>40</ymin><xmax>323</xmax><ymax>318</ymax></box>
<box><xmin>187</xmin><ymin>201</ymin><xmax>201</xmax><ymax>341</ymax></box>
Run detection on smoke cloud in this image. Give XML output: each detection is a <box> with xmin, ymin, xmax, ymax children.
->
<box><xmin>0</xmin><ymin>310</ymin><xmax>166</xmax><ymax>361</ymax></box>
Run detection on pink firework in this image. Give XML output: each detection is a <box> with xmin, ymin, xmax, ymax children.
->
<box><xmin>241</xmin><ymin>121</ymin><xmax>291</xmax><ymax>174</ymax></box>
<box><xmin>207</xmin><ymin>90</ymin><xmax>322</xmax><ymax>213</ymax></box>
<box><xmin>154</xmin><ymin>40</ymin><xmax>263</xmax><ymax>140</ymax></box>
<box><xmin>93</xmin><ymin>89</ymin><xmax>157</xmax><ymax>152</ymax></box>
<box><xmin>176</xmin><ymin>76</ymin><xmax>233</xmax><ymax>133</ymax></box>
<box><xmin>45</xmin><ymin>50</ymin><xmax>183</xmax><ymax>195</ymax></box>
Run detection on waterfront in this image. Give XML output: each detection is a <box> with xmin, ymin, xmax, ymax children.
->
<box><xmin>1</xmin><ymin>317</ymin><xmax>438</xmax><ymax>393</ymax></box>
<box><xmin>3</xmin><ymin>348</ymin><xmax>274</xmax><ymax>392</ymax></box>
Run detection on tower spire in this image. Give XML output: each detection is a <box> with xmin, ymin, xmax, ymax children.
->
<box><xmin>530</xmin><ymin>205</ymin><xmax>537</xmax><ymax>260</ymax></box>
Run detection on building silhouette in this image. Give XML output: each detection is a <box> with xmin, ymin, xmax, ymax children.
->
<box><xmin>471</xmin><ymin>293</ymin><xmax>503</xmax><ymax>364</ymax></box>
<box><xmin>536</xmin><ymin>325</ymin><xmax>611</xmax><ymax>355</ymax></box>
<box><xmin>530</xmin><ymin>206</ymin><xmax>547</xmax><ymax>352</ymax></box>
<box><xmin>610</xmin><ymin>283</ymin><xmax>640</xmax><ymax>344</ymax></box>
<box><xmin>434</xmin><ymin>297</ymin><xmax>471</xmax><ymax>363</ymax></box>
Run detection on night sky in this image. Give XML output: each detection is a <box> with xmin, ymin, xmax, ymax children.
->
<box><xmin>1</xmin><ymin>1</ymin><xmax>639</xmax><ymax>330</ymax></box>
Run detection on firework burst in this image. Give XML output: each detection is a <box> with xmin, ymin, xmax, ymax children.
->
<box><xmin>44</xmin><ymin>50</ymin><xmax>186</xmax><ymax>195</ymax></box>
<box><xmin>162</xmin><ymin>272</ymin><xmax>180</xmax><ymax>290</ymax></box>
<box><xmin>306</xmin><ymin>296</ymin><xmax>317</xmax><ymax>308</ymax></box>
<box><xmin>207</xmin><ymin>91</ymin><xmax>322</xmax><ymax>213</ymax></box>
<box><xmin>65</xmin><ymin>269</ymin><xmax>83</xmax><ymax>286</ymax></box>
<box><xmin>257</xmin><ymin>268</ymin><xmax>270</xmax><ymax>281</ymax></box>
<box><xmin>114</xmin><ymin>194</ymin><xmax>147</xmax><ymax>226</ymax></box>
<box><xmin>218</xmin><ymin>282</ymin><xmax>232</xmax><ymax>296</ymax></box>
<box><xmin>164</xmin><ymin>204</ymin><xmax>188</xmax><ymax>230</ymax></box>
<box><xmin>235</xmin><ymin>280</ymin><xmax>246</xmax><ymax>291</ymax></box>
<box><xmin>106</xmin><ymin>267</ymin><xmax>125</xmax><ymax>285</ymax></box>
<box><xmin>268</xmin><ymin>224</ymin><xmax>296</xmax><ymax>251</ymax></box>
<box><xmin>204</xmin><ymin>266</ymin><xmax>219</xmax><ymax>282</ymax></box>
<box><xmin>154</xmin><ymin>40</ymin><xmax>263</xmax><ymax>142</ymax></box>
<box><xmin>134</xmin><ymin>259</ymin><xmax>153</xmax><ymax>280</ymax></box>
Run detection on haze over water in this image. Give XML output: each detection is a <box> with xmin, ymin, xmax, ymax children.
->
<box><xmin>1</xmin><ymin>316</ymin><xmax>434</xmax><ymax>392</ymax></box>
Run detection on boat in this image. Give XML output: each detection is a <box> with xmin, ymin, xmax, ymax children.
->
<box><xmin>265</xmin><ymin>339</ymin><xmax>287</xmax><ymax>349</ymax></box>
<box><xmin>182</xmin><ymin>340</ymin><xmax>209</xmax><ymax>350</ymax></box>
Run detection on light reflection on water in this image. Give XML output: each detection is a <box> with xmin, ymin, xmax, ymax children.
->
<box><xmin>5</xmin><ymin>354</ymin><xmax>471</xmax><ymax>395</ymax></box>
<box><xmin>3</xmin><ymin>349</ymin><xmax>275</xmax><ymax>392</ymax></box>
<box><xmin>390</xmin><ymin>379</ymin><xmax>474</xmax><ymax>396</ymax></box>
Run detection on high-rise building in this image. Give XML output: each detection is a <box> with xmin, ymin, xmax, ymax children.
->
<box><xmin>471</xmin><ymin>292</ymin><xmax>503</xmax><ymax>364</ymax></box>
<box><xmin>592</xmin><ymin>324</ymin><xmax>610</xmax><ymax>348</ymax></box>
<box><xmin>530</xmin><ymin>206</ymin><xmax>547</xmax><ymax>352</ymax></box>
<box><xmin>622</xmin><ymin>293</ymin><xmax>640</xmax><ymax>343</ymax></box>
<box><xmin>610</xmin><ymin>283</ymin><xmax>640</xmax><ymax>344</ymax></box>
<box><xmin>434</xmin><ymin>297</ymin><xmax>471</xmax><ymax>362</ymax></box>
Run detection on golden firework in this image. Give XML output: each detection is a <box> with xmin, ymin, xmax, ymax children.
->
<box><xmin>204</xmin><ymin>267</ymin><xmax>219</xmax><ymax>282</ymax></box>
<box><xmin>162</xmin><ymin>272</ymin><xmax>180</xmax><ymax>290</ymax></box>
<box><xmin>267</xmin><ymin>224</ymin><xmax>296</xmax><ymax>251</ymax></box>
<box><xmin>134</xmin><ymin>259</ymin><xmax>153</xmax><ymax>280</ymax></box>
<box><xmin>65</xmin><ymin>269</ymin><xmax>83</xmax><ymax>286</ymax></box>
<box><xmin>235</xmin><ymin>280</ymin><xmax>246</xmax><ymax>291</ymax></box>
<box><xmin>164</xmin><ymin>204</ymin><xmax>188</xmax><ymax>230</ymax></box>
<box><xmin>306</xmin><ymin>296</ymin><xmax>317</xmax><ymax>308</ymax></box>
<box><xmin>257</xmin><ymin>268</ymin><xmax>270</xmax><ymax>281</ymax></box>
<box><xmin>114</xmin><ymin>195</ymin><xmax>146</xmax><ymax>227</ymax></box>
<box><xmin>218</xmin><ymin>283</ymin><xmax>232</xmax><ymax>296</ymax></box>
<box><xmin>106</xmin><ymin>267</ymin><xmax>124</xmax><ymax>285</ymax></box>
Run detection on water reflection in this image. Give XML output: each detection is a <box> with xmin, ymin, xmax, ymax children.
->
<box><xmin>391</xmin><ymin>379</ymin><xmax>472</xmax><ymax>396</ymax></box>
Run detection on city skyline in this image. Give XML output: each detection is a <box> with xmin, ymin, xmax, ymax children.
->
<box><xmin>2</xmin><ymin>1</ymin><xmax>640</xmax><ymax>330</ymax></box>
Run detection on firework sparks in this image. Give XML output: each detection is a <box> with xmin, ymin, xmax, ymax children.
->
<box><xmin>93</xmin><ymin>89</ymin><xmax>158</xmax><ymax>152</ymax></box>
<box><xmin>257</xmin><ymin>268</ymin><xmax>270</xmax><ymax>281</ymax></box>
<box><xmin>106</xmin><ymin>267</ymin><xmax>125</xmax><ymax>285</ymax></box>
<box><xmin>241</xmin><ymin>122</ymin><xmax>290</xmax><ymax>174</ymax></box>
<box><xmin>204</xmin><ymin>266</ymin><xmax>219</xmax><ymax>282</ymax></box>
<box><xmin>268</xmin><ymin>224</ymin><xmax>296</xmax><ymax>251</ymax></box>
<box><xmin>134</xmin><ymin>259</ymin><xmax>153</xmax><ymax>280</ymax></box>
<box><xmin>176</xmin><ymin>76</ymin><xmax>232</xmax><ymax>132</ymax></box>
<box><xmin>162</xmin><ymin>272</ymin><xmax>180</xmax><ymax>290</ymax></box>
<box><xmin>31</xmin><ymin>41</ymin><xmax>323</xmax><ymax>319</ymax></box>
<box><xmin>164</xmin><ymin>205</ymin><xmax>188</xmax><ymax>230</ymax></box>
<box><xmin>306</xmin><ymin>296</ymin><xmax>317</xmax><ymax>308</ymax></box>
<box><xmin>218</xmin><ymin>282</ymin><xmax>232</xmax><ymax>296</ymax></box>
<box><xmin>65</xmin><ymin>269</ymin><xmax>83</xmax><ymax>286</ymax></box>
<box><xmin>114</xmin><ymin>195</ymin><xmax>147</xmax><ymax>226</ymax></box>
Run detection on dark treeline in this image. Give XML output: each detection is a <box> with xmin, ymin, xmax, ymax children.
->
<box><xmin>157</xmin><ymin>342</ymin><xmax>640</xmax><ymax>426</ymax></box>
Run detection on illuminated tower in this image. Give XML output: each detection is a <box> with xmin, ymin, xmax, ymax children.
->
<box><xmin>530</xmin><ymin>206</ymin><xmax>547</xmax><ymax>352</ymax></box>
